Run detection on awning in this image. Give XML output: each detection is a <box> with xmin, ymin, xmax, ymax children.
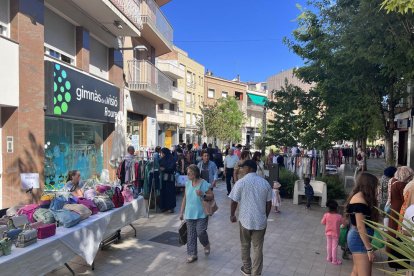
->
<box><xmin>247</xmin><ymin>93</ymin><xmax>267</xmax><ymax>106</ymax></box>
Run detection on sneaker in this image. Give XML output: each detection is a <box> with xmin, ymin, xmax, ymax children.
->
<box><xmin>204</xmin><ymin>244</ymin><xmax>210</xmax><ymax>256</ymax></box>
<box><xmin>240</xmin><ymin>266</ymin><xmax>251</xmax><ymax>275</ymax></box>
<box><xmin>186</xmin><ymin>255</ymin><xmax>198</xmax><ymax>263</ymax></box>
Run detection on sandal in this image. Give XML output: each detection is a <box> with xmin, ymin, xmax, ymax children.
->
<box><xmin>186</xmin><ymin>255</ymin><xmax>198</xmax><ymax>263</ymax></box>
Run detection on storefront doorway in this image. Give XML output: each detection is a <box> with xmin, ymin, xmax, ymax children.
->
<box><xmin>127</xmin><ymin>112</ymin><xmax>144</xmax><ymax>149</ymax></box>
<box><xmin>398</xmin><ymin>130</ymin><xmax>408</xmax><ymax>166</ymax></box>
<box><xmin>165</xmin><ymin>130</ymin><xmax>172</xmax><ymax>149</ymax></box>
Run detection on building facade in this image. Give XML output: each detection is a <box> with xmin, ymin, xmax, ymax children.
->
<box><xmin>155</xmin><ymin>58</ymin><xmax>185</xmax><ymax>148</ymax></box>
<box><xmin>204</xmin><ymin>74</ymin><xmax>247</xmax><ymax>145</ymax></box>
<box><xmin>159</xmin><ymin>47</ymin><xmax>205</xmax><ymax>145</ymax></box>
<box><xmin>0</xmin><ymin>0</ymin><xmax>146</xmax><ymax>208</ymax></box>
<box><xmin>122</xmin><ymin>0</ymin><xmax>174</xmax><ymax>150</ymax></box>
<box><xmin>245</xmin><ymin>82</ymin><xmax>268</xmax><ymax>146</ymax></box>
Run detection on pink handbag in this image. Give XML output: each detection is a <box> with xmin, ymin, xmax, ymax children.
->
<box><xmin>96</xmin><ymin>185</ymin><xmax>112</xmax><ymax>194</ymax></box>
<box><xmin>17</xmin><ymin>204</ymin><xmax>39</xmax><ymax>223</ymax></box>
<box><xmin>30</xmin><ymin>222</ymin><xmax>56</xmax><ymax>239</ymax></box>
<box><xmin>78</xmin><ymin>198</ymin><xmax>99</xmax><ymax>215</ymax></box>
<box><xmin>122</xmin><ymin>186</ymin><xmax>134</xmax><ymax>203</ymax></box>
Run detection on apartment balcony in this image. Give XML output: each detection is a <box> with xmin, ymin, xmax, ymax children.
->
<box><xmin>140</xmin><ymin>0</ymin><xmax>174</xmax><ymax>56</ymax></box>
<box><xmin>52</xmin><ymin>0</ymin><xmax>142</xmax><ymax>37</ymax></box>
<box><xmin>172</xmin><ymin>87</ymin><xmax>184</xmax><ymax>102</ymax></box>
<box><xmin>156</xmin><ymin>60</ymin><xmax>185</xmax><ymax>79</ymax></box>
<box><xmin>247</xmin><ymin>102</ymin><xmax>264</xmax><ymax>113</ymax></box>
<box><xmin>157</xmin><ymin>109</ymin><xmax>182</xmax><ymax>125</ymax></box>
<box><xmin>155</xmin><ymin>0</ymin><xmax>171</xmax><ymax>6</ymax></box>
<box><xmin>0</xmin><ymin>37</ymin><xmax>19</xmax><ymax>107</ymax></box>
<box><xmin>127</xmin><ymin>59</ymin><xmax>173</xmax><ymax>103</ymax></box>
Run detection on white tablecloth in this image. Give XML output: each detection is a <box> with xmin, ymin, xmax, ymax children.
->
<box><xmin>0</xmin><ymin>196</ymin><xmax>146</xmax><ymax>275</ymax></box>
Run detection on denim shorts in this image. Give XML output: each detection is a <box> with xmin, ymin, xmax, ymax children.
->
<box><xmin>347</xmin><ymin>226</ymin><xmax>374</xmax><ymax>253</ymax></box>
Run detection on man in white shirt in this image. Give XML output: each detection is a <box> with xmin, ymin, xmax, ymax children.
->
<box><xmin>229</xmin><ymin>160</ymin><xmax>272</xmax><ymax>276</ymax></box>
<box><xmin>224</xmin><ymin>148</ymin><xmax>239</xmax><ymax>195</ymax></box>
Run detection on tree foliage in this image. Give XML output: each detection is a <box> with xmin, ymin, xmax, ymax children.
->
<box><xmin>381</xmin><ymin>0</ymin><xmax>414</xmax><ymax>14</ymax></box>
<box><xmin>198</xmin><ymin>97</ymin><xmax>245</xmax><ymax>143</ymax></box>
<box><xmin>274</xmin><ymin>0</ymin><xmax>414</xmax><ymax>164</ymax></box>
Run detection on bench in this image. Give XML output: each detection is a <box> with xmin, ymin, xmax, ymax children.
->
<box><xmin>293</xmin><ymin>180</ymin><xmax>327</xmax><ymax>207</ymax></box>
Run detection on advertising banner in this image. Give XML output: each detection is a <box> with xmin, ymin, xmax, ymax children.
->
<box><xmin>45</xmin><ymin>61</ymin><xmax>120</xmax><ymax>123</ymax></box>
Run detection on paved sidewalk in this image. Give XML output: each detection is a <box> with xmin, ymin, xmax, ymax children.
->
<box><xmin>47</xmin><ymin>179</ymin><xmax>389</xmax><ymax>276</ymax></box>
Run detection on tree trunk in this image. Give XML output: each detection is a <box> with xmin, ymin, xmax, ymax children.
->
<box><xmin>352</xmin><ymin>140</ymin><xmax>357</xmax><ymax>166</ymax></box>
<box><xmin>362</xmin><ymin>137</ymin><xmax>368</xmax><ymax>171</ymax></box>
<box><xmin>384</xmin><ymin>133</ymin><xmax>394</xmax><ymax>166</ymax></box>
<box><xmin>321</xmin><ymin>150</ymin><xmax>326</xmax><ymax>176</ymax></box>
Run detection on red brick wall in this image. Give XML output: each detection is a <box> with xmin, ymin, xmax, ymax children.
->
<box><xmin>76</xmin><ymin>27</ymin><xmax>90</xmax><ymax>72</ymax></box>
<box><xmin>3</xmin><ymin>0</ymin><xmax>45</xmax><ymax>207</ymax></box>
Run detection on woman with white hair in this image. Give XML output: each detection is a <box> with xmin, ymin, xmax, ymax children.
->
<box><xmin>386</xmin><ymin>166</ymin><xmax>414</xmax><ymax>269</ymax></box>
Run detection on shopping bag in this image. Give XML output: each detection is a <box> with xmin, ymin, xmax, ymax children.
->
<box><xmin>178</xmin><ymin>221</ymin><xmax>187</xmax><ymax>245</ymax></box>
<box><xmin>371</xmin><ymin>230</ymin><xmax>385</xmax><ymax>250</ymax></box>
<box><xmin>339</xmin><ymin>226</ymin><xmax>347</xmax><ymax>248</ymax></box>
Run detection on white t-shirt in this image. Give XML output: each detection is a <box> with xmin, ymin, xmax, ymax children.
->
<box><xmin>229</xmin><ymin>173</ymin><xmax>272</xmax><ymax>230</ymax></box>
<box><xmin>224</xmin><ymin>154</ymin><xmax>239</xmax><ymax>169</ymax></box>
<box><xmin>403</xmin><ymin>204</ymin><xmax>414</xmax><ymax>241</ymax></box>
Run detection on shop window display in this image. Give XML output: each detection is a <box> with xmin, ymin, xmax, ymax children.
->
<box><xmin>44</xmin><ymin>118</ymin><xmax>104</xmax><ymax>190</ymax></box>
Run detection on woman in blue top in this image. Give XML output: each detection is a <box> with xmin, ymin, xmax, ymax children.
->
<box><xmin>179</xmin><ymin>164</ymin><xmax>213</xmax><ymax>263</ymax></box>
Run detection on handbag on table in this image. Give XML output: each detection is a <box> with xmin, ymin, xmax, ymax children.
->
<box><xmin>77</xmin><ymin>198</ymin><xmax>99</xmax><ymax>215</ymax></box>
<box><xmin>112</xmin><ymin>187</ymin><xmax>124</xmax><ymax>208</ymax></box>
<box><xmin>16</xmin><ymin>204</ymin><xmax>39</xmax><ymax>223</ymax></box>
<box><xmin>93</xmin><ymin>195</ymin><xmax>115</xmax><ymax>212</ymax></box>
<box><xmin>50</xmin><ymin>196</ymin><xmax>67</xmax><ymax>211</ymax></box>
<box><xmin>63</xmin><ymin>204</ymin><xmax>92</xmax><ymax>220</ymax></box>
<box><xmin>52</xmin><ymin>209</ymin><xmax>82</xmax><ymax>228</ymax></box>
<box><xmin>30</xmin><ymin>222</ymin><xmax>56</xmax><ymax>239</ymax></box>
<box><xmin>122</xmin><ymin>185</ymin><xmax>134</xmax><ymax>203</ymax></box>
<box><xmin>178</xmin><ymin>221</ymin><xmax>187</xmax><ymax>245</ymax></box>
<box><xmin>84</xmin><ymin>189</ymin><xmax>97</xmax><ymax>200</ymax></box>
<box><xmin>10</xmin><ymin>215</ymin><xmax>30</xmax><ymax>229</ymax></box>
<box><xmin>0</xmin><ymin>225</ymin><xmax>8</xmax><ymax>235</ymax></box>
<box><xmin>15</xmin><ymin>226</ymin><xmax>38</xmax><ymax>248</ymax></box>
<box><xmin>33</xmin><ymin>208</ymin><xmax>55</xmax><ymax>224</ymax></box>
<box><xmin>0</xmin><ymin>238</ymin><xmax>12</xmax><ymax>256</ymax></box>
<box><xmin>4</xmin><ymin>228</ymin><xmax>22</xmax><ymax>241</ymax></box>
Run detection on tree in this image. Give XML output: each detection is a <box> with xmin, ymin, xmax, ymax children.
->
<box><xmin>284</xmin><ymin>0</ymin><xmax>414</xmax><ymax>165</ymax></box>
<box><xmin>198</xmin><ymin>97</ymin><xmax>245</xmax><ymax>144</ymax></box>
<box><xmin>381</xmin><ymin>0</ymin><xmax>414</xmax><ymax>13</ymax></box>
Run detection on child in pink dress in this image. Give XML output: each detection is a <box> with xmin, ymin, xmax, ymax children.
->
<box><xmin>272</xmin><ymin>181</ymin><xmax>281</xmax><ymax>213</ymax></box>
<box><xmin>321</xmin><ymin>199</ymin><xmax>343</xmax><ymax>265</ymax></box>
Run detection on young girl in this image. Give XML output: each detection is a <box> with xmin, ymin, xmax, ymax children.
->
<box><xmin>321</xmin><ymin>199</ymin><xmax>343</xmax><ymax>265</ymax></box>
<box><xmin>272</xmin><ymin>181</ymin><xmax>281</xmax><ymax>213</ymax></box>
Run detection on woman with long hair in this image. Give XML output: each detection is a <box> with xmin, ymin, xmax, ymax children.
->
<box><xmin>346</xmin><ymin>173</ymin><xmax>379</xmax><ymax>276</ymax></box>
<box><xmin>179</xmin><ymin>165</ymin><xmax>213</xmax><ymax>263</ymax></box>
<box><xmin>233</xmin><ymin>150</ymin><xmax>251</xmax><ymax>182</ymax></box>
<box><xmin>65</xmin><ymin>170</ymin><xmax>84</xmax><ymax>198</ymax></box>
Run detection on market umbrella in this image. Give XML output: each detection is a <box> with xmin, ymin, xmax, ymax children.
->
<box><xmin>109</xmin><ymin>111</ymin><xmax>126</xmax><ymax>168</ymax></box>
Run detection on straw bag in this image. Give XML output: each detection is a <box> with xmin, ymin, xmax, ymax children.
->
<box><xmin>201</xmin><ymin>192</ymin><xmax>218</xmax><ymax>216</ymax></box>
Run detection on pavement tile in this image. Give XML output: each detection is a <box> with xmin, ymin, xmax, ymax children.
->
<box><xmin>46</xmin><ymin>162</ymin><xmax>390</xmax><ymax>276</ymax></box>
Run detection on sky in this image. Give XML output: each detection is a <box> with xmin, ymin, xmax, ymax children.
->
<box><xmin>162</xmin><ymin>0</ymin><xmax>308</xmax><ymax>83</ymax></box>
